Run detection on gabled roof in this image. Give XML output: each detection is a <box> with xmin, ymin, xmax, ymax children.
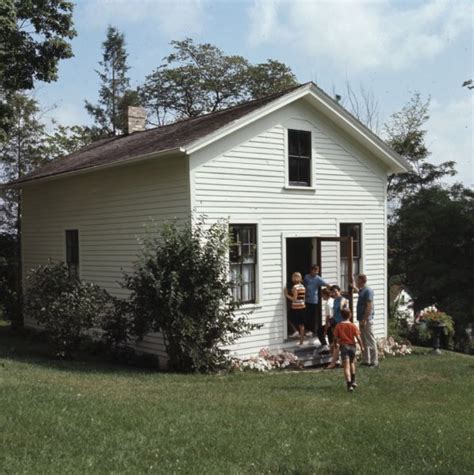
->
<box><xmin>6</xmin><ymin>82</ymin><xmax>409</xmax><ymax>187</ymax></box>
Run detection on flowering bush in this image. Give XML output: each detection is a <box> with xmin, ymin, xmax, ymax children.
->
<box><xmin>376</xmin><ymin>336</ymin><xmax>412</xmax><ymax>359</ymax></box>
<box><xmin>231</xmin><ymin>348</ymin><xmax>301</xmax><ymax>372</ymax></box>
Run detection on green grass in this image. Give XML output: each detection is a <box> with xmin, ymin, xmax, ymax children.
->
<box><xmin>0</xmin><ymin>328</ymin><xmax>473</xmax><ymax>474</ymax></box>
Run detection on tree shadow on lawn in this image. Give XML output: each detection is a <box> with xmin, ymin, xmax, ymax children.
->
<box><xmin>0</xmin><ymin>325</ymin><xmax>161</xmax><ymax>377</ymax></box>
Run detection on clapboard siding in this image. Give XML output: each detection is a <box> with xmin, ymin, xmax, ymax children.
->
<box><xmin>21</xmin><ymin>97</ymin><xmax>390</xmax><ymax>362</ymax></box>
<box><xmin>22</xmin><ymin>155</ymin><xmax>189</xmax><ymax>358</ymax></box>
<box><xmin>190</xmin><ymin>101</ymin><xmax>388</xmax><ymax>357</ymax></box>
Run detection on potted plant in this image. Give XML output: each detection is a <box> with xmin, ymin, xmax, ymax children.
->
<box><xmin>415</xmin><ymin>305</ymin><xmax>455</xmax><ymax>354</ymax></box>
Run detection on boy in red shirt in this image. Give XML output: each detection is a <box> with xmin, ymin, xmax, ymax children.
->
<box><xmin>333</xmin><ymin>308</ymin><xmax>365</xmax><ymax>392</ymax></box>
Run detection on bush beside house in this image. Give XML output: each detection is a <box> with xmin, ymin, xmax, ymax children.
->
<box><xmin>24</xmin><ymin>219</ymin><xmax>259</xmax><ymax>372</ymax></box>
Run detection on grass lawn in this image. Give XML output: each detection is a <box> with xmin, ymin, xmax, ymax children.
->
<box><xmin>0</xmin><ymin>327</ymin><xmax>473</xmax><ymax>474</ymax></box>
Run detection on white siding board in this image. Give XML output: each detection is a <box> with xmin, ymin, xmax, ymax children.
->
<box><xmin>22</xmin><ymin>98</ymin><xmax>389</xmax><ymax>362</ymax></box>
<box><xmin>191</xmin><ymin>100</ymin><xmax>388</xmax><ymax>357</ymax></box>
<box><xmin>22</xmin><ymin>155</ymin><xmax>190</xmax><ymax>359</ymax></box>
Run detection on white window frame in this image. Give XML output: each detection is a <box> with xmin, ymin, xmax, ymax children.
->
<box><xmin>228</xmin><ymin>218</ymin><xmax>262</xmax><ymax>310</ymax></box>
<box><xmin>336</xmin><ymin>220</ymin><xmax>365</xmax><ymax>288</ymax></box>
<box><xmin>283</xmin><ymin>127</ymin><xmax>316</xmax><ymax>191</ymax></box>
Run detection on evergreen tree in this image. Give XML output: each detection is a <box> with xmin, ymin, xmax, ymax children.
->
<box><xmin>85</xmin><ymin>26</ymin><xmax>139</xmax><ymax>136</ymax></box>
<box><xmin>44</xmin><ymin>123</ymin><xmax>96</xmax><ymax>158</ymax></box>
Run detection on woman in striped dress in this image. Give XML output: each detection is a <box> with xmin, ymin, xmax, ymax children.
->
<box><xmin>284</xmin><ymin>272</ymin><xmax>306</xmax><ymax>345</ymax></box>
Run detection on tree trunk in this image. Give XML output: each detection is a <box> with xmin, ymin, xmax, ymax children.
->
<box><xmin>12</xmin><ymin>136</ymin><xmax>24</xmax><ymax>329</ymax></box>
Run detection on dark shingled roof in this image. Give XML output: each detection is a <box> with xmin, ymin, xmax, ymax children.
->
<box><xmin>11</xmin><ymin>83</ymin><xmax>307</xmax><ymax>185</ymax></box>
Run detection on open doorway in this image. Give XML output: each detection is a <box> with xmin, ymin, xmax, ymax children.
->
<box><xmin>286</xmin><ymin>237</ymin><xmax>314</xmax><ymax>287</ymax></box>
<box><xmin>284</xmin><ymin>235</ymin><xmax>354</xmax><ymax>342</ymax></box>
<box><xmin>285</xmin><ymin>237</ymin><xmax>315</xmax><ymax>337</ymax></box>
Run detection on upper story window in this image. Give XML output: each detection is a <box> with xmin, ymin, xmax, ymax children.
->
<box><xmin>339</xmin><ymin>223</ymin><xmax>361</xmax><ymax>290</ymax></box>
<box><xmin>288</xmin><ymin>129</ymin><xmax>312</xmax><ymax>187</ymax></box>
<box><xmin>229</xmin><ymin>224</ymin><xmax>257</xmax><ymax>304</ymax></box>
<box><xmin>65</xmin><ymin>229</ymin><xmax>79</xmax><ymax>279</ymax></box>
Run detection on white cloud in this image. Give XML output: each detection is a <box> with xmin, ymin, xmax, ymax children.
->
<box><xmin>427</xmin><ymin>95</ymin><xmax>473</xmax><ymax>187</ymax></box>
<box><xmin>247</xmin><ymin>0</ymin><xmax>472</xmax><ymax>72</ymax></box>
<box><xmin>80</xmin><ymin>0</ymin><xmax>206</xmax><ymax>38</ymax></box>
<box><xmin>247</xmin><ymin>0</ymin><xmax>281</xmax><ymax>45</ymax></box>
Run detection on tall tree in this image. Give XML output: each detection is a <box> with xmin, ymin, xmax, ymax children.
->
<box><xmin>389</xmin><ymin>185</ymin><xmax>474</xmax><ymax>329</ymax></box>
<box><xmin>85</xmin><ymin>26</ymin><xmax>139</xmax><ymax>136</ymax></box>
<box><xmin>384</xmin><ymin>93</ymin><xmax>456</xmax><ymax>204</ymax></box>
<box><xmin>0</xmin><ymin>92</ymin><xmax>50</xmax><ymax>327</ymax></box>
<box><xmin>141</xmin><ymin>38</ymin><xmax>297</xmax><ymax>125</ymax></box>
<box><xmin>0</xmin><ymin>0</ymin><xmax>76</xmax><ymax>138</ymax></box>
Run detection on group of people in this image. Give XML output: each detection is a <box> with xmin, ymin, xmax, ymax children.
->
<box><xmin>284</xmin><ymin>266</ymin><xmax>378</xmax><ymax>391</ymax></box>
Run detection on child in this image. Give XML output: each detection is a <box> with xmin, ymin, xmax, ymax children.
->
<box><xmin>284</xmin><ymin>272</ymin><xmax>306</xmax><ymax>345</ymax></box>
<box><xmin>326</xmin><ymin>285</ymin><xmax>348</xmax><ymax>369</ymax></box>
<box><xmin>333</xmin><ymin>308</ymin><xmax>365</xmax><ymax>392</ymax></box>
<box><xmin>318</xmin><ymin>287</ymin><xmax>332</xmax><ymax>354</ymax></box>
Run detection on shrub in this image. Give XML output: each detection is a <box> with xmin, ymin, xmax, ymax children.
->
<box><xmin>122</xmin><ymin>217</ymin><xmax>261</xmax><ymax>373</ymax></box>
<box><xmin>97</xmin><ymin>297</ymin><xmax>136</xmax><ymax>358</ymax></box>
<box><xmin>25</xmin><ymin>262</ymin><xmax>112</xmax><ymax>357</ymax></box>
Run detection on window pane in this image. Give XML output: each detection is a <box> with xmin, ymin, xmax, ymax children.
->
<box><xmin>288</xmin><ymin>130</ymin><xmax>299</xmax><ymax>156</ymax></box>
<box><xmin>299</xmin><ymin>157</ymin><xmax>310</xmax><ymax>185</ymax></box>
<box><xmin>289</xmin><ymin>156</ymin><xmax>299</xmax><ymax>183</ymax></box>
<box><xmin>66</xmin><ymin>230</ymin><xmax>79</xmax><ymax>264</ymax></box>
<box><xmin>353</xmin><ymin>240</ymin><xmax>360</xmax><ymax>258</ymax></box>
<box><xmin>341</xmin><ymin>240</ymin><xmax>348</xmax><ymax>258</ymax></box>
<box><xmin>228</xmin><ymin>225</ymin><xmax>257</xmax><ymax>303</ymax></box>
<box><xmin>299</xmin><ymin>131</ymin><xmax>311</xmax><ymax>157</ymax></box>
<box><xmin>340</xmin><ymin>223</ymin><xmax>361</xmax><ymax>286</ymax></box>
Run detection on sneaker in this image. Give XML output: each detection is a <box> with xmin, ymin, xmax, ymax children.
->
<box><xmin>369</xmin><ymin>364</ymin><xmax>379</xmax><ymax>369</ymax></box>
<box><xmin>290</xmin><ymin>331</ymin><xmax>299</xmax><ymax>338</ymax></box>
<box><xmin>305</xmin><ymin>331</ymin><xmax>314</xmax><ymax>337</ymax></box>
<box><xmin>351</xmin><ymin>382</ymin><xmax>358</xmax><ymax>389</ymax></box>
<box><xmin>348</xmin><ymin>385</ymin><xmax>354</xmax><ymax>392</ymax></box>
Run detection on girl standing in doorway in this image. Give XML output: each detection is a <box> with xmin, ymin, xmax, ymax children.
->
<box><xmin>284</xmin><ymin>272</ymin><xmax>306</xmax><ymax>345</ymax></box>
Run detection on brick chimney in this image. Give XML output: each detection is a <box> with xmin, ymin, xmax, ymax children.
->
<box><xmin>126</xmin><ymin>106</ymin><xmax>146</xmax><ymax>134</ymax></box>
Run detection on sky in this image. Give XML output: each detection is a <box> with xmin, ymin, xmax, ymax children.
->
<box><xmin>35</xmin><ymin>0</ymin><xmax>473</xmax><ymax>186</ymax></box>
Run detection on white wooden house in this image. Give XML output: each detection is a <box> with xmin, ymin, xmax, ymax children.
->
<box><xmin>7</xmin><ymin>82</ymin><xmax>409</xmax><ymax>360</ymax></box>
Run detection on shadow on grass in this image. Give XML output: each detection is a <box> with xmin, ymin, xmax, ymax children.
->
<box><xmin>0</xmin><ymin>325</ymin><xmax>160</xmax><ymax>377</ymax></box>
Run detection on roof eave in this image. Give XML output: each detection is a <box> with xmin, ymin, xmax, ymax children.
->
<box><xmin>185</xmin><ymin>82</ymin><xmax>410</xmax><ymax>174</ymax></box>
<box><xmin>304</xmin><ymin>84</ymin><xmax>411</xmax><ymax>173</ymax></box>
<box><xmin>3</xmin><ymin>146</ymin><xmax>187</xmax><ymax>189</ymax></box>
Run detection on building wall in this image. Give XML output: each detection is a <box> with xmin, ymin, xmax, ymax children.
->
<box><xmin>190</xmin><ymin>98</ymin><xmax>389</xmax><ymax>357</ymax></box>
<box><xmin>22</xmin><ymin>155</ymin><xmax>190</xmax><ymax>358</ymax></box>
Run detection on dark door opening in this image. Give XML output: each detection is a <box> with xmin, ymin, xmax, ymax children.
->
<box><xmin>284</xmin><ymin>235</ymin><xmax>354</xmax><ymax>341</ymax></box>
<box><xmin>286</xmin><ymin>237</ymin><xmax>313</xmax><ymax>288</ymax></box>
<box><xmin>285</xmin><ymin>237</ymin><xmax>314</xmax><ymax>336</ymax></box>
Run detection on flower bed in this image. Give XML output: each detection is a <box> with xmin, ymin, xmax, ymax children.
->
<box><xmin>231</xmin><ymin>348</ymin><xmax>302</xmax><ymax>372</ymax></box>
<box><xmin>376</xmin><ymin>336</ymin><xmax>412</xmax><ymax>358</ymax></box>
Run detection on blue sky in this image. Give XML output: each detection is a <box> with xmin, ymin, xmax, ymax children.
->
<box><xmin>35</xmin><ymin>0</ymin><xmax>473</xmax><ymax>186</ymax></box>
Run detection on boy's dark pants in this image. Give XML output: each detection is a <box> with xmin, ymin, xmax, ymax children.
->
<box><xmin>306</xmin><ymin>303</ymin><xmax>328</xmax><ymax>346</ymax></box>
